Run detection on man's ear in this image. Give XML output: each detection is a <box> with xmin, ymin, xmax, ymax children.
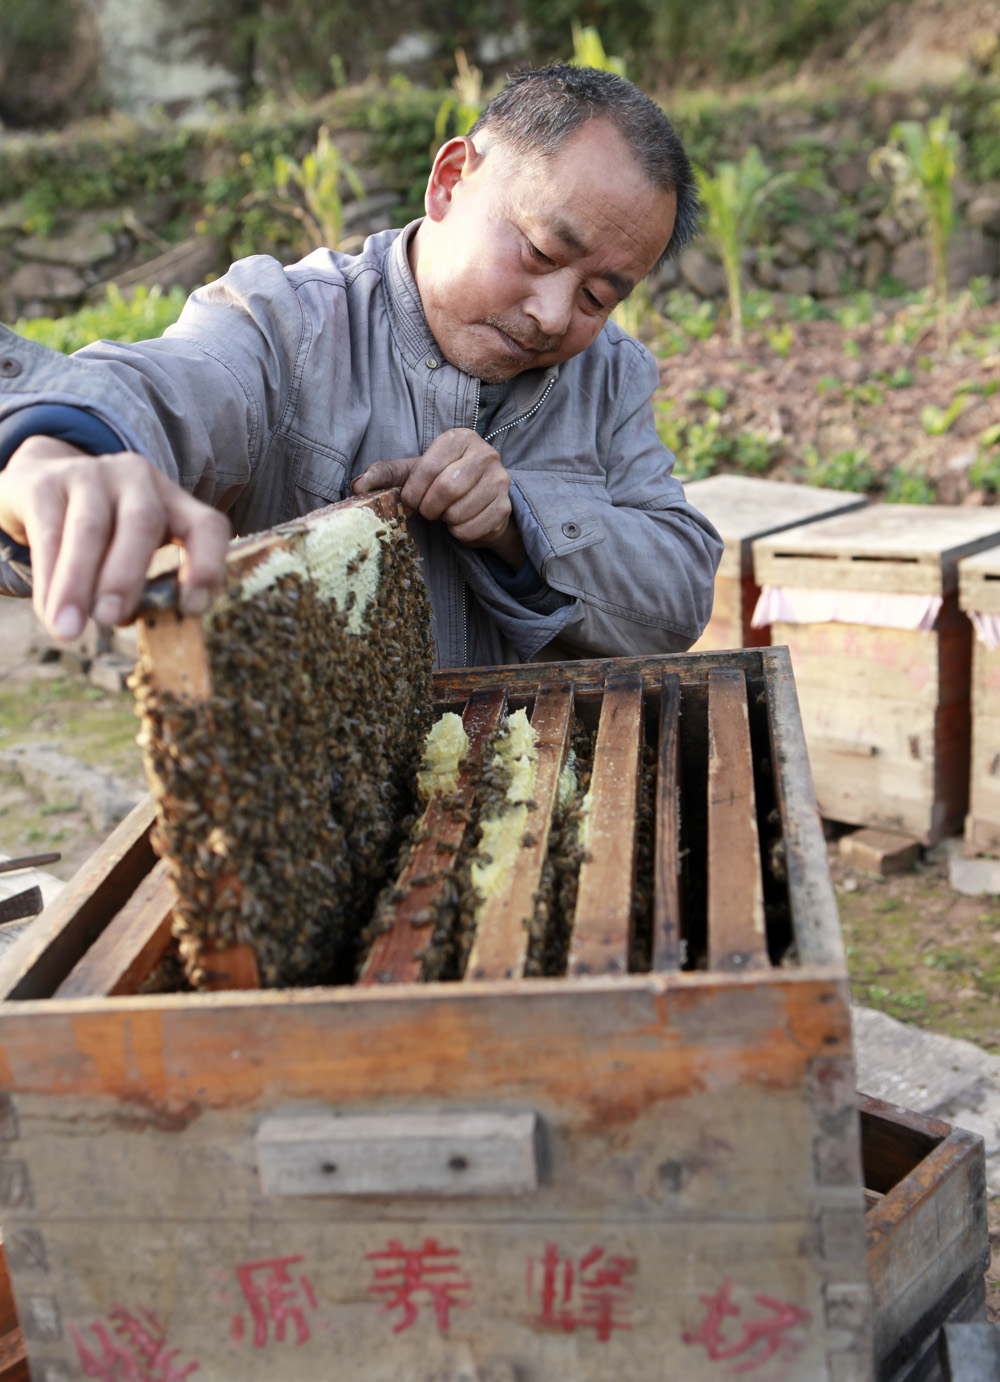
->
<box><xmin>425</xmin><ymin>137</ymin><xmax>482</xmax><ymax>221</ymax></box>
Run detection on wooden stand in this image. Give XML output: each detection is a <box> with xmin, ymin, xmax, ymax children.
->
<box><xmin>754</xmin><ymin>505</ymin><xmax>1000</xmax><ymax>843</ymax></box>
<box><xmin>0</xmin><ymin>647</ymin><xmax>874</xmax><ymax>1381</ymax></box>
<box><xmin>684</xmin><ymin>474</ymin><xmax>865</xmax><ymax>651</ymax></box>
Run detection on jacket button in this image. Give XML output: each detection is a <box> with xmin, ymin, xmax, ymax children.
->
<box><xmin>562</xmin><ymin>521</ymin><xmax>581</xmax><ymax>539</ymax></box>
<box><xmin>0</xmin><ymin>358</ymin><xmax>22</xmax><ymax>378</ymax></box>
<box><xmin>425</xmin><ymin>355</ymin><xmax>438</xmax><ymax>369</ymax></box>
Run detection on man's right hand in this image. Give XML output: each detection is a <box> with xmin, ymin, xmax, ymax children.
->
<box><xmin>0</xmin><ymin>436</ymin><xmax>232</xmax><ymax>640</ymax></box>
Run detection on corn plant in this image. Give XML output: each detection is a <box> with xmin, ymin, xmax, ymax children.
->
<box><xmin>271</xmin><ymin>125</ymin><xmax>365</xmax><ymax>252</ymax></box>
<box><xmin>694</xmin><ymin>146</ymin><xmax>803</xmax><ymax>349</ymax></box>
<box><xmin>569</xmin><ymin>22</ymin><xmax>626</xmax><ymax>75</ymax></box>
<box><xmin>433</xmin><ymin>48</ymin><xmax>485</xmax><ymax>146</ymax></box>
<box><xmin>870</xmin><ymin>111</ymin><xmax>959</xmax><ymax>353</ymax></box>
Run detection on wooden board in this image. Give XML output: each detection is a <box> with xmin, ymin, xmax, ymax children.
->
<box><xmin>753</xmin><ymin>505</ymin><xmax>1000</xmax><ymax>596</ymax></box>
<box><xmin>54</xmin><ymin>857</ymin><xmax>175</xmax><ymax>998</ymax></box>
<box><xmin>0</xmin><ymin>973</ymin><xmax>867</xmax><ymax>1382</ymax></box>
<box><xmin>567</xmin><ymin>676</ymin><xmax>643</xmax><ymax>977</ymax></box>
<box><xmin>684</xmin><ymin>474</ymin><xmax>867</xmax><ymax>580</ymax></box>
<box><xmin>771</xmin><ymin>598</ymin><xmax>972</xmax><ymax>709</ymax></box>
<box><xmin>706</xmin><ymin>668</ymin><xmax>768</xmax><ymax>972</ymax></box>
<box><xmin>652</xmin><ymin>675</ymin><xmax>682</xmax><ymax>972</ymax></box>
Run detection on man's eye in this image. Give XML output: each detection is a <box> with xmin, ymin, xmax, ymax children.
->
<box><xmin>527</xmin><ymin>240</ymin><xmax>552</xmax><ymax>265</ymax></box>
<box><xmin>585</xmin><ymin>290</ymin><xmax>609</xmax><ymax>311</ymax></box>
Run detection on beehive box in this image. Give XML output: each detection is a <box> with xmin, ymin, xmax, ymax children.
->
<box><xmin>685</xmin><ymin>475</ymin><xmax>866</xmax><ymax>652</ymax></box>
<box><xmin>861</xmin><ymin>1095</ymin><xmax>989</xmax><ymax>1382</ymax></box>
<box><xmin>753</xmin><ymin>505</ymin><xmax>1000</xmax><ymax>843</ymax></box>
<box><xmin>0</xmin><ymin>637</ymin><xmax>872</xmax><ymax>1379</ymax></box>
<box><xmin>957</xmin><ymin>544</ymin><xmax>1000</xmax><ymax>853</ymax></box>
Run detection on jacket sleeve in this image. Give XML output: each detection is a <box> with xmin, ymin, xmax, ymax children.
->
<box><xmin>0</xmin><ymin>255</ymin><xmax>312</xmax><ymax>516</ymax></box>
<box><xmin>505</xmin><ymin>343</ymin><xmax>723</xmax><ymax>659</ymax></box>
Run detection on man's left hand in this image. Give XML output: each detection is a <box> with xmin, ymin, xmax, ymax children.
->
<box><xmin>353</xmin><ymin>428</ymin><xmax>526</xmax><ymax>569</ymax></box>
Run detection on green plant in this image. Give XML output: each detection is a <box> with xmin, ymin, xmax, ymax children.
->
<box><xmin>836</xmin><ymin>294</ymin><xmax>876</xmax><ymax>329</ymax></box>
<box><xmin>270</xmin><ymin>124</ymin><xmax>366</xmax><ymax>251</ymax></box>
<box><xmin>653</xmin><ymin>291</ymin><xmax>718</xmax><ymax>355</ymax></box>
<box><xmin>798</xmin><ymin>443</ymin><xmax>875</xmax><ymax>492</ymax></box>
<box><xmin>689</xmin><ymin>386</ymin><xmax>729</xmax><ymax>410</ymax></box>
<box><xmin>920</xmin><ymin>397</ymin><xmax>967</xmax><ymax>435</ymax></box>
<box><xmin>610</xmin><ymin>282</ymin><xmax>654</xmax><ymax>340</ymax></box>
<box><xmin>694</xmin><ymin>146</ymin><xmax>806</xmax><ymax>349</ymax></box>
<box><xmin>969</xmin><ymin>435</ymin><xmax>1000</xmax><ymax>493</ymax></box>
<box><xmin>871</xmin><ymin>110</ymin><xmax>960</xmax><ymax>352</ymax></box>
<box><xmin>433</xmin><ymin>48</ymin><xmax>486</xmax><ymax>146</ymax></box>
<box><xmin>766</xmin><ymin>323</ymin><xmax>793</xmax><ymax>356</ymax></box>
<box><xmin>14</xmin><ymin>285</ymin><xmax>187</xmax><ymax>353</ymax></box>
<box><xmin>885</xmin><ymin>465</ymin><xmax>937</xmax><ymax>504</ymax></box>
<box><xmin>733</xmin><ymin>432</ymin><xmax>775</xmax><ymax>474</ymax></box>
<box><xmin>569</xmin><ymin>22</ymin><xmax>626</xmax><ymax>74</ymax></box>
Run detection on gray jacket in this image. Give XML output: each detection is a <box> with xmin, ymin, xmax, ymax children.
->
<box><xmin>0</xmin><ymin>225</ymin><xmax>722</xmax><ymax>667</ymax></box>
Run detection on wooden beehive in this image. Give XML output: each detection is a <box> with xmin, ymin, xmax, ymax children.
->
<box><xmin>957</xmin><ymin>544</ymin><xmax>1000</xmax><ymax>853</ymax></box>
<box><xmin>0</xmin><ymin>635</ymin><xmax>872</xmax><ymax>1377</ymax></box>
<box><xmin>685</xmin><ymin>475</ymin><xmax>866</xmax><ymax>652</ymax></box>
<box><xmin>861</xmin><ymin>1095</ymin><xmax>989</xmax><ymax>1382</ymax></box>
<box><xmin>753</xmin><ymin>505</ymin><xmax>1000</xmax><ymax>843</ymax></box>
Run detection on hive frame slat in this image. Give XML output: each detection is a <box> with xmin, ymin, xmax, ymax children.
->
<box><xmin>707</xmin><ymin>667</ymin><xmax>769</xmax><ymax>973</ymax></box>
<box><xmin>652</xmin><ymin>673</ymin><xmax>682</xmax><ymax>972</ymax></box>
<box><xmin>54</xmin><ymin>857</ymin><xmax>176</xmax><ymax>998</ymax></box>
<box><xmin>0</xmin><ymin>795</ymin><xmax>158</xmax><ymax>1002</ymax></box>
<box><xmin>567</xmin><ymin>674</ymin><xmax>643</xmax><ymax>977</ymax></box>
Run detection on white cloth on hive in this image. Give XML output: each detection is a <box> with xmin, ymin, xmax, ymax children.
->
<box><xmin>969</xmin><ymin>610</ymin><xmax>1000</xmax><ymax>650</ymax></box>
<box><xmin>751</xmin><ymin>585</ymin><xmax>943</xmax><ymax>632</ymax></box>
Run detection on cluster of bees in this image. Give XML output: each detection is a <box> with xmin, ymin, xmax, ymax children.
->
<box><xmin>132</xmin><ymin>513</ymin><xmax>434</xmax><ymax>988</ymax></box>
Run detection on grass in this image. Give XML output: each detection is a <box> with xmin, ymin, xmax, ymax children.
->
<box><xmin>837</xmin><ymin>859</ymin><xmax>1000</xmax><ymax>1052</ymax></box>
<box><xmin>0</xmin><ymin>673</ymin><xmax>143</xmax><ymax>781</ymax></box>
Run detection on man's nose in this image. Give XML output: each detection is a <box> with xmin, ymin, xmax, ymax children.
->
<box><xmin>524</xmin><ymin>273</ymin><xmax>574</xmax><ymax>340</ymax></box>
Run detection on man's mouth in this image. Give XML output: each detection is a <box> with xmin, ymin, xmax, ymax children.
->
<box><xmin>485</xmin><ymin>321</ymin><xmax>555</xmax><ymax>359</ymax></box>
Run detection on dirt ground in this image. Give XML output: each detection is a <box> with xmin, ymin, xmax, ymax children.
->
<box><xmin>654</xmin><ymin>297</ymin><xmax>1000</xmax><ymax>502</ymax></box>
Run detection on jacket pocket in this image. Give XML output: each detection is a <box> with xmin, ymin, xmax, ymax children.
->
<box><xmin>285</xmin><ymin>438</ymin><xmax>349</xmax><ymax>518</ymax></box>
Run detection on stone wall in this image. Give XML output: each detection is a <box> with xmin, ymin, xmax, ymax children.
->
<box><xmin>1</xmin><ymin>86</ymin><xmax>999</xmax><ymax>326</ymax></box>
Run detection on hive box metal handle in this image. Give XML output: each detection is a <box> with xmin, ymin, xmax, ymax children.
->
<box><xmin>256</xmin><ymin>1111</ymin><xmax>540</xmax><ymax>1197</ymax></box>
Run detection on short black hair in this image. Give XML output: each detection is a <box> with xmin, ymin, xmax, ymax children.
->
<box><xmin>469</xmin><ymin>64</ymin><xmax>698</xmax><ymax>266</ymax></box>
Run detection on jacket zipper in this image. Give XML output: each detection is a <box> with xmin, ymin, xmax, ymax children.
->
<box><xmin>483</xmin><ymin>377</ymin><xmax>556</xmax><ymax>443</ymax></box>
<box><xmin>460</xmin><ymin>374</ymin><xmax>555</xmax><ymax>666</ymax></box>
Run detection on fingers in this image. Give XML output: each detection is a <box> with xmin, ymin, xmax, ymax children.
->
<box><xmin>0</xmin><ymin>438</ymin><xmax>230</xmax><ymax>639</ymax></box>
<box><xmin>352</xmin><ymin>457</ymin><xmax>416</xmax><ymax>499</ymax></box>
<box><xmin>354</xmin><ymin>430</ymin><xmax>513</xmax><ymax>547</ymax></box>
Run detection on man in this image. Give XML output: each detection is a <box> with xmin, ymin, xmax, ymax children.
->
<box><xmin>0</xmin><ymin>64</ymin><xmax>721</xmax><ymax>667</ymax></box>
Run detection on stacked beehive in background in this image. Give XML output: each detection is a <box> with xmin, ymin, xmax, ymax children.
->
<box><xmin>684</xmin><ymin>474</ymin><xmax>866</xmax><ymax>652</ymax></box>
<box><xmin>752</xmin><ymin>504</ymin><xmax>1000</xmax><ymax>843</ymax></box>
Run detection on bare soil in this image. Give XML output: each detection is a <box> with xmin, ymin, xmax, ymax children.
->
<box><xmin>654</xmin><ymin>298</ymin><xmax>1000</xmax><ymax>502</ymax></box>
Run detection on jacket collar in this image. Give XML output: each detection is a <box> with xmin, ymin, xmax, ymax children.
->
<box><xmin>382</xmin><ymin>222</ymin><xmax>559</xmax><ymax>418</ymax></box>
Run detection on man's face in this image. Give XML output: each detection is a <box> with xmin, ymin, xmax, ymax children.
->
<box><xmin>411</xmin><ymin>119</ymin><xmax>677</xmax><ymax>384</ymax></box>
